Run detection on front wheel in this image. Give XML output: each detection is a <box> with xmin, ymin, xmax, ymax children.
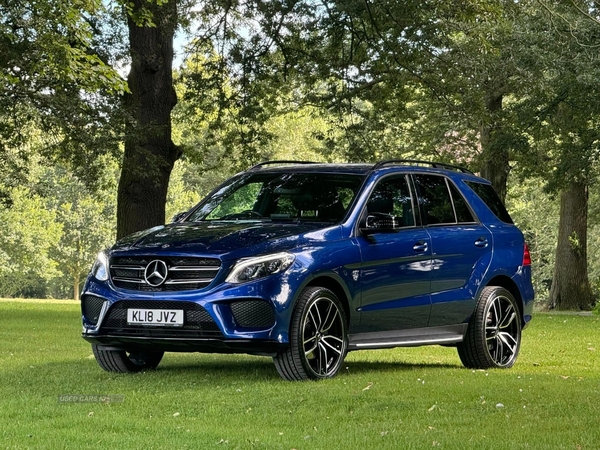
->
<box><xmin>92</xmin><ymin>345</ymin><xmax>164</xmax><ymax>373</ymax></box>
<box><xmin>273</xmin><ymin>287</ymin><xmax>348</xmax><ymax>381</ymax></box>
<box><xmin>458</xmin><ymin>286</ymin><xmax>522</xmax><ymax>369</ymax></box>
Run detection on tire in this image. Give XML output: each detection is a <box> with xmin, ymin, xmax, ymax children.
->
<box><xmin>458</xmin><ymin>286</ymin><xmax>522</xmax><ymax>369</ymax></box>
<box><xmin>273</xmin><ymin>287</ymin><xmax>348</xmax><ymax>381</ymax></box>
<box><xmin>92</xmin><ymin>344</ymin><xmax>164</xmax><ymax>373</ymax></box>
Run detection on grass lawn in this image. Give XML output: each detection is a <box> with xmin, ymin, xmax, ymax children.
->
<box><xmin>0</xmin><ymin>300</ymin><xmax>598</xmax><ymax>449</ymax></box>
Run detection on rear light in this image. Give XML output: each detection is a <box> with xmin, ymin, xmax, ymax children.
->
<box><xmin>523</xmin><ymin>243</ymin><xmax>531</xmax><ymax>266</ymax></box>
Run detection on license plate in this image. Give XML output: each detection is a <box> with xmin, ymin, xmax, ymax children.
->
<box><xmin>127</xmin><ymin>309</ymin><xmax>184</xmax><ymax>326</ymax></box>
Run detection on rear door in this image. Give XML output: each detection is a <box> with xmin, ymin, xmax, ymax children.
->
<box><xmin>413</xmin><ymin>174</ymin><xmax>493</xmax><ymax>326</ymax></box>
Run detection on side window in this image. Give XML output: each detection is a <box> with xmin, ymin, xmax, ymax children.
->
<box><xmin>366</xmin><ymin>175</ymin><xmax>415</xmax><ymax>227</ymax></box>
<box><xmin>414</xmin><ymin>174</ymin><xmax>456</xmax><ymax>225</ymax></box>
<box><xmin>466</xmin><ymin>181</ymin><xmax>514</xmax><ymax>224</ymax></box>
<box><xmin>448</xmin><ymin>182</ymin><xmax>476</xmax><ymax>223</ymax></box>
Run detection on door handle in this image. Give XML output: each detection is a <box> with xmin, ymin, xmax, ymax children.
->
<box><xmin>413</xmin><ymin>241</ymin><xmax>428</xmax><ymax>252</ymax></box>
<box><xmin>474</xmin><ymin>237</ymin><xmax>489</xmax><ymax>248</ymax></box>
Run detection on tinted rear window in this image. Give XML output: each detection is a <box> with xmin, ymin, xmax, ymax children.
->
<box><xmin>448</xmin><ymin>182</ymin><xmax>476</xmax><ymax>223</ymax></box>
<box><xmin>414</xmin><ymin>174</ymin><xmax>456</xmax><ymax>225</ymax></box>
<box><xmin>466</xmin><ymin>181</ymin><xmax>513</xmax><ymax>224</ymax></box>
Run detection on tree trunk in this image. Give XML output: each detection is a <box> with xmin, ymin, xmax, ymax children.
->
<box><xmin>549</xmin><ymin>180</ymin><xmax>593</xmax><ymax>310</ymax></box>
<box><xmin>479</xmin><ymin>92</ymin><xmax>510</xmax><ymax>203</ymax></box>
<box><xmin>117</xmin><ymin>0</ymin><xmax>180</xmax><ymax>239</ymax></box>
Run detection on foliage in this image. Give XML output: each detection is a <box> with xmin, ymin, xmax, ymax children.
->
<box><xmin>586</xmin><ymin>185</ymin><xmax>600</xmax><ymax>301</ymax></box>
<box><xmin>506</xmin><ymin>176</ymin><xmax>559</xmax><ymax>303</ymax></box>
<box><xmin>0</xmin><ymin>155</ymin><xmax>118</xmax><ymax>299</ymax></box>
<box><xmin>0</xmin><ymin>188</ymin><xmax>62</xmax><ymax>297</ymax></box>
<box><xmin>43</xmin><ymin>160</ymin><xmax>118</xmax><ymax>299</ymax></box>
<box><xmin>517</xmin><ymin>1</ymin><xmax>600</xmax><ymax>309</ymax></box>
<box><xmin>0</xmin><ymin>150</ymin><xmax>58</xmax><ymax>298</ymax></box>
<box><xmin>515</xmin><ymin>1</ymin><xmax>600</xmax><ymax>190</ymax></box>
<box><xmin>0</xmin><ymin>0</ymin><xmax>127</xmax><ymax>188</ymax></box>
<box><xmin>165</xmin><ymin>161</ymin><xmax>203</xmax><ymax>221</ymax></box>
<box><xmin>171</xmin><ymin>48</ymin><xmax>345</xmax><ymax>197</ymax></box>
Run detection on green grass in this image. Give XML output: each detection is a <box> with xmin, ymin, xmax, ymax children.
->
<box><xmin>1</xmin><ymin>301</ymin><xmax>599</xmax><ymax>449</ymax></box>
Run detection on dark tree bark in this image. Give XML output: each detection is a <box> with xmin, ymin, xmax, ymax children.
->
<box><xmin>549</xmin><ymin>180</ymin><xmax>593</xmax><ymax>310</ymax></box>
<box><xmin>479</xmin><ymin>91</ymin><xmax>510</xmax><ymax>203</ymax></box>
<box><xmin>117</xmin><ymin>0</ymin><xmax>180</xmax><ymax>239</ymax></box>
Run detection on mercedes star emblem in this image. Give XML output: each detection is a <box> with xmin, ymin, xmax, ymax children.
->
<box><xmin>144</xmin><ymin>260</ymin><xmax>168</xmax><ymax>287</ymax></box>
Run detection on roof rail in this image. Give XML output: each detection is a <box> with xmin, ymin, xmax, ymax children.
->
<box><xmin>248</xmin><ymin>160</ymin><xmax>318</xmax><ymax>171</ymax></box>
<box><xmin>372</xmin><ymin>159</ymin><xmax>473</xmax><ymax>174</ymax></box>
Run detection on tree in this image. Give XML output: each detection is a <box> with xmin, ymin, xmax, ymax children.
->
<box><xmin>550</xmin><ymin>182</ymin><xmax>593</xmax><ymax>309</ymax></box>
<box><xmin>199</xmin><ymin>0</ymin><xmax>531</xmax><ymax>198</ymax></box>
<box><xmin>436</xmin><ymin>2</ymin><xmax>525</xmax><ymax>201</ymax></box>
<box><xmin>0</xmin><ymin>145</ymin><xmax>118</xmax><ymax>299</ymax></box>
<box><xmin>0</xmin><ymin>187</ymin><xmax>62</xmax><ymax>297</ymax></box>
<box><xmin>514</xmin><ymin>1</ymin><xmax>600</xmax><ymax>309</ymax></box>
<box><xmin>43</xmin><ymin>161</ymin><xmax>117</xmax><ymax>300</ymax></box>
<box><xmin>172</xmin><ymin>44</ymin><xmax>340</xmax><ymax>178</ymax></box>
<box><xmin>116</xmin><ymin>0</ymin><xmax>180</xmax><ymax>239</ymax></box>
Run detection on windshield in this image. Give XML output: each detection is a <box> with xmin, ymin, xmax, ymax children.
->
<box><xmin>187</xmin><ymin>172</ymin><xmax>364</xmax><ymax>223</ymax></box>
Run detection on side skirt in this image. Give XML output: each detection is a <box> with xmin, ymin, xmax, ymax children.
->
<box><xmin>348</xmin><ymin>324</ymin><xmax>467</xmax><ymax>351</ymax></box>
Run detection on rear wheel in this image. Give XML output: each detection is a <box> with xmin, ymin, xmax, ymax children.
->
<box><xmin>92</xmin><ymin>345</ymin><xmax>164</xmax><ymax>373</ymax></box>
<box><xmin>458</xmin><ymin>286</ymin><xmax>522</xmax><ymax>369</ymax></box>
<box><xmin>273</xmin><ymin>287</ymin><xmax>348</xmax><ymax>381</ymax></box>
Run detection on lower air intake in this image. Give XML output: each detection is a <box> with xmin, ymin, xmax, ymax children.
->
<box><xmin>230</xmin><ymin>300</ymin><xmax>276</xmax><ymax>329</ymax></box>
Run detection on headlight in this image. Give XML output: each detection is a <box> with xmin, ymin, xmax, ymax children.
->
<box><xmin>226</xmin><ymin>252</ymin><xmax>295</xmax><ymax>284</ymax></box>
<box><xmin>91</xmin><ymin>251</ymin><xmax>109</xmax><ymax>281</ymax></box>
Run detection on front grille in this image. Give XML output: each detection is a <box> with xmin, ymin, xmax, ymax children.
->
<box><xmin>82</xmin><ymin>295</ymin><xmax>106</xmax><ymax>325</ymax></box>
<box><xmin>100</xmin><ymin>300</ymin><xmax>222</xmax><ymax>338</ymax></box>
<box><xmin>230</xmin><ymin>300</ymin><xmax>276</xmax><ymax>329</ymax></box>
<box><xmin>109</xmin><ymin>256</ymin><xmax>221</xmax><ymax>292</ymax></box>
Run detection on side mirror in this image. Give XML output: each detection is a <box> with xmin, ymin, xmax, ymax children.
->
<box><xmin>360</xmin><ymin>213</ymin><xmax>399</xmax><ymax>235</ymax></box>
<box><xmin>170</xmin><ymin>211</ymin><xmax>188</xmax><ymax>223</ymax></box>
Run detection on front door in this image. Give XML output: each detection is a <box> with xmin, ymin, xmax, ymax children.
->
<box><xmin>356</xmin><ymin>175</ymin><xmax>432</xmax><ymax>333</ymax></box>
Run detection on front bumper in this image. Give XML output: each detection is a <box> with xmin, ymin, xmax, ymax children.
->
<box><xmin>80</xmin><ymin>267</ymin><xmax>303</xmax><ymax>354</ymax></box>
<box><xmin>83</xmin><ymin>334</ymin><xmax>286</xmax><ymax>356</ymax></box>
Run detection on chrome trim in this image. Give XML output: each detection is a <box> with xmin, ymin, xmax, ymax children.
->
<box><xmin>165</xmin><ymin>278</ymin><xmax>214</xmax><ymax>285</ymax></box>
<box><xmin>109</xmin><ymin>257</ymin><xmax>221</xmax><ymax>291</ymax></box>
<box><xmin>348</xmin><ymin>324</ymin><xmax>467</xmax><ymax>351</ymax></box>
<box><xmin>353</xmin><ymin>336</ymin><xmax>462</xmax><ymax>349</ymax></box>
<box><xmin>169</xmin><ymin>266</ymin><xmax>220</xmax><ymax>272</ymax></box>
<box><xmin>112</xmin><ymin>277</ymin><xmax>144</xmax><ymax>284</ymax></box>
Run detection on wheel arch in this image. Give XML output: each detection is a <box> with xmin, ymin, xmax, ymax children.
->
<box><xmin>304</xmin><ymin>275</ymin><xmax>352</xmax><ymax>326</ymax></box>
<box><xmin>485</xmin><ymin>275</ymin><xmax>525</xmax><ymax>326</ymax></box>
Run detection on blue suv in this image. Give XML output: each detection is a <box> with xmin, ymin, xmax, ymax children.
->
<box><xmin>81</xmin><ymin>160</ymin><xmax>534</xmax><ymax>380</ymax></box>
